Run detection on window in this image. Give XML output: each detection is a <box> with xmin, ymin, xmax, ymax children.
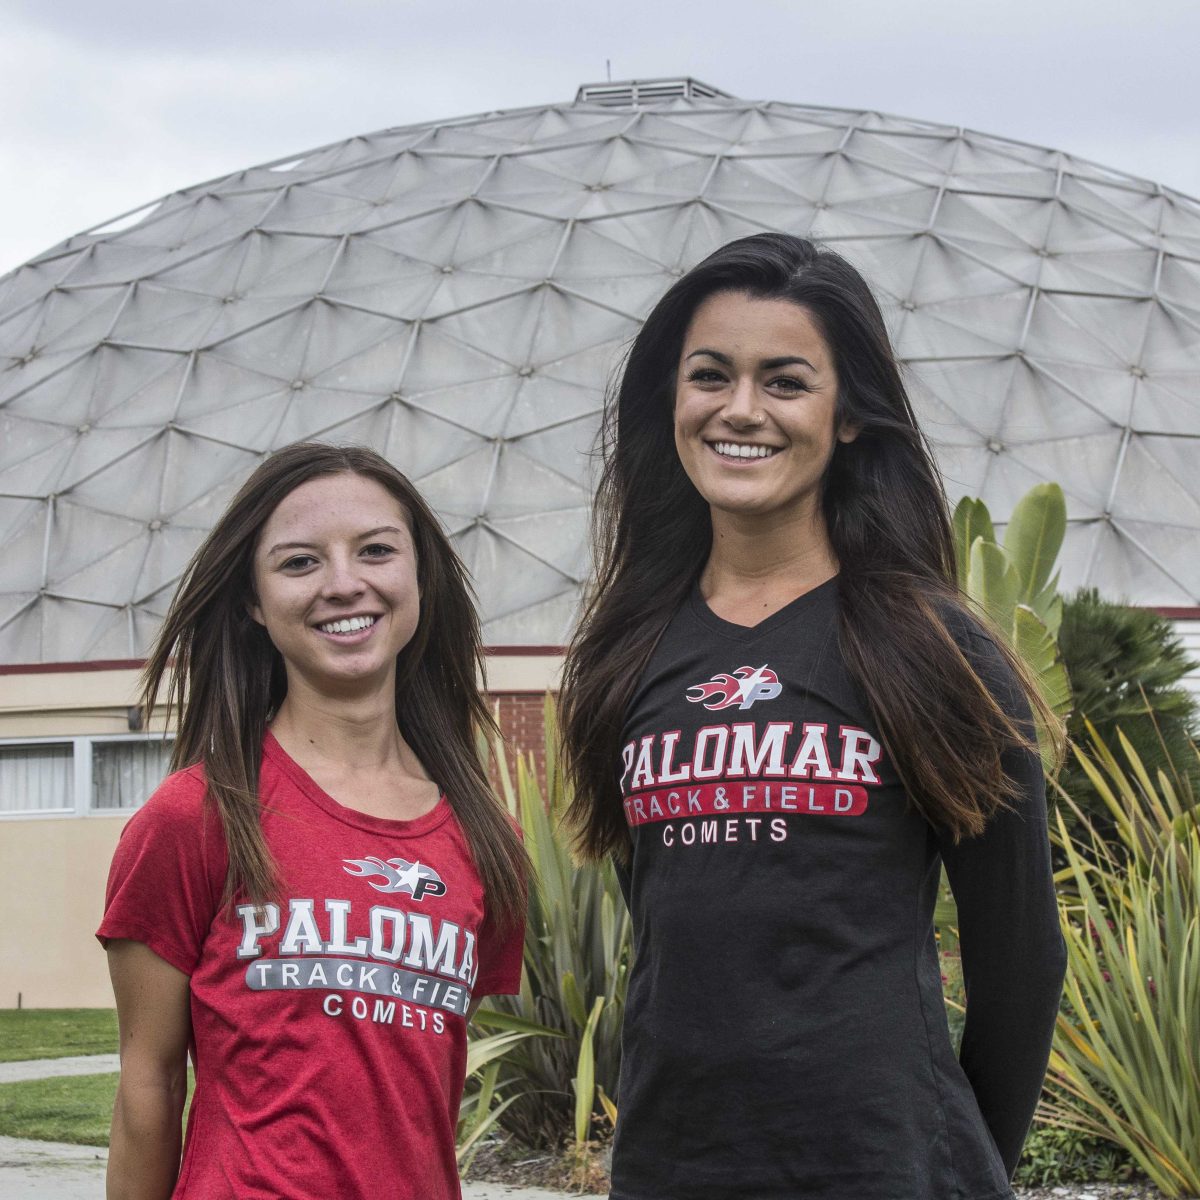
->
<box><xmin>0</xmin><ymin>743</ymin><xmax>74</xmax><ymax>814</ymax></box>
<box><xmin>0</xmin><ymin>735</ymin><xmax>175</xmax><ymax>817</ymax></box>
<box><xmin>92</xmin><ymin>738</ymin><xmax>176</xmax><ymax>811</ymax></box>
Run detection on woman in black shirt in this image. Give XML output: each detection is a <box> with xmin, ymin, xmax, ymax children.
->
<box><xmin>559</xmin><ymin>233</ymin><xmax>1066</xmax><ymax>1200</ymax></box>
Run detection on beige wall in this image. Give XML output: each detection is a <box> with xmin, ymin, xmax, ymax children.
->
<box><xmin>1</xmin><ymin>814</ymin><xmax>129</xmax><ymax>1008</ymax></box>
<box><xmin>0</xmin><ymin>667</ymin><xmax>166</xmax><ymax>740</ymax></box>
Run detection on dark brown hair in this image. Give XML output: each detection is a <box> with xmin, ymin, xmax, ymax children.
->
<box><xmin>142</xmin><ymin>441</ymin><xmax>527</xmax><ymax>926</ymax></box>
<box><xmin>559</xmin><ymin>233</ymin><xmax>1060</xmax><ymax>861</ymax></box>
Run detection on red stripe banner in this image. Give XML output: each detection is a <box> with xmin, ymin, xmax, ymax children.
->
<box><xmin>623</xmin><ymin>780</ymin><xmax>869</xmax><ymax>826</ymax></box>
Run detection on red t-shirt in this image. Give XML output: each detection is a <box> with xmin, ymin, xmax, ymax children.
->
<box><xmin>97</xmin><ymin>731</ymin><xmax>524</xmax><ymax>1200</ymax></box>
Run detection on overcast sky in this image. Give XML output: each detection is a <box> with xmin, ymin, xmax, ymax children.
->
<box><xmin>2</xmin><ymin>0</ymin><xmax>1197</xmax><ymax>277</ymax></box>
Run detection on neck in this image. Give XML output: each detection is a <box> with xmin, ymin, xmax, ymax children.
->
<box><xmin>701</xmin><ymin>505</ymin><xmax>838</xmax><ymax>610</ymax></box>
<box><xmin>269</xmin><ymin>672</ymin><xmax>405</xmax><ymax>769</ymax></box>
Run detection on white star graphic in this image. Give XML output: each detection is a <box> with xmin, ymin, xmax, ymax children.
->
<box><xmin>736</xmin><ymin>665</ymin><xmax>772</xmax><ymax>703</ymax></box>
<box><xmin>393</xmin><ymin>859</ymin><xmax>424</xmax><ymax>894</ymax></box>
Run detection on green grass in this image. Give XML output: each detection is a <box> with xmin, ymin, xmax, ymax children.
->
<box><xmin>0</xmin><ymin>1009</ymin><xmax>118</xmax><ymax>1062</ymax></box>
<box><xmin>0</xmin><ymin>1073</ymin><xmax>118</xmax><ymax>1145</ymax></box>
<box><xmin>0</xmin><ymin>1070</ymin><xmax>195</xmax><ymax>1147</ymax></box>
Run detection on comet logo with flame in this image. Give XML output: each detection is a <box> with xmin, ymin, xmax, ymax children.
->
<box><xmin>686</xmin><ymin>664</ymin><xmax>783</xmax><ymax>711</ymax></box>
<box><xmin>343</xmin><ymin>856</ymin><xmax>448</xmax><ymax>900</ymax></box>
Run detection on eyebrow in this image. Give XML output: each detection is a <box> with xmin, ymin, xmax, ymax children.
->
<box><xmin>266</xmin><ymin>526</ymin><xmax>407</xmax><ymax>556</ymax></box>
<box><xmin>685</xmin><ymin>348</ymin><xmax>817</xmax><ymax>371</ymax></box>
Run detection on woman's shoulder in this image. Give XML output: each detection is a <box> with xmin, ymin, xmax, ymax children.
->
<box><xmin>103</xmin><ymin>759</ymin><xmax>227</xmax><ymax>910</ymax></box>
<box><xmin>931</xmin><ymin>594</ymin><xmax>1031</xmax><ymax>719</ymax></box>
<box><xmin>125</xmin><ymin>761</ymin><xmax>213</xmax><ymax>833</ymax></box>
<box><xmin>932</xmin><ymin>594</ymin><xmax>999</xmax><ymax>654</ymax></box>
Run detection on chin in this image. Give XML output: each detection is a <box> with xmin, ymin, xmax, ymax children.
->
<box><xmin>312</xmin><ymin>656</ymin><xmax>394</xmax><ymax>687</ymax></box>
<box><xmin>703</xmin><ymin>490</ymin><xmax>780</xmax><ymax>515</ymax></box>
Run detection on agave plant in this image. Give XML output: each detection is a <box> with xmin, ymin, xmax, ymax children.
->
<box><xmin>1041</xmin><ymin>730</ymin><xmax>1200</xmax><ymax>1196</ymax></box>
<box><xmin>467</xmin><ymin>698</ymin><xmax>631</xmax><ymax>1152</ymax></box>
<box><xmin>457</xmin><ymin>1018</ymin><xmax>561</xmax><ymax>1169</ymax></box>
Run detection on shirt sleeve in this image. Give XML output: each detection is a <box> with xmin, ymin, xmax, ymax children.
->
<box><xmin>96</xmin><ymin>767</ymin><xmax>227</xmax><ymax>977</ymax></box>
<box><xmin>935</xmin><ymin>628</ymin><xmax>1067</xmax><ymax>1179</ymax></box>
<box><xmin>472</xmin><ymin>814</ymin><xmax>527</xmax><ymax>998</ymax></box>
<box><xmin>473</xmin><ymin>909</ymin><xmax>525</xmax><ymax>998</ymax></box>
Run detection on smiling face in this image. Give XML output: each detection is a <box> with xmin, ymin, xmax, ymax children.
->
<box><xmin>249</xmin><ymin>472</ymin><xmax>419</xmax><ymax>702</ymax></box>
<box><xmin>674</xmin><ymin>291</ymin><xmax>856</xmax><ymax>533</ymax></box>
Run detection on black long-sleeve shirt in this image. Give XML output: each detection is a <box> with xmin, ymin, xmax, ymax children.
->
<box><xmin>611</xmin><ymin>578</ymin><xmax>1066</xmax><ymax>1200</ymax></box>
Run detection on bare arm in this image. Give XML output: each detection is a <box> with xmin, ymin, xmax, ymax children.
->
<box><xmin>106</xmin><ymin>939</ymin><xmax>192</xmax><ymax>1200</ymax></box>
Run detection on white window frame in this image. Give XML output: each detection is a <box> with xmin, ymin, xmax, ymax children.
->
<box><xmin>0</xmin><ymin>733</ymin><xmax>175</xmax><ymax>820</ymax></box>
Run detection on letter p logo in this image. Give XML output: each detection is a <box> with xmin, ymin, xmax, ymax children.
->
<box><xmin>734</xmin><ymin>665</ymin><xmax>783</xmax><ymax>710</ymax></box>
<box><xmin>739</xmin><ymin>679</ymin><xmax>783</xmax><ymax>709</ymax></box>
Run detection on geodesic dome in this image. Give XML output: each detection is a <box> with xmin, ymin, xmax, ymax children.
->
<box><xmin>2</xmin><ymin>78</ymin><xmax>1199</xmax><ymax>662</ymax></box>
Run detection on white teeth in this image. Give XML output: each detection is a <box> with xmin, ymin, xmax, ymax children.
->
<box><xmin>318</xmin><ymin>616</ymin><xmax>376</xmax><ymax>634</ymax></box>
<box><xmin>712</xmin><ymin>442</ymin><xmax>777</xmax><ymax>460</ymax></box>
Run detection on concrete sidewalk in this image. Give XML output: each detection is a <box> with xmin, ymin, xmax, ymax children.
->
<box><xmin>0</xmin><ymin>1054</ymin><xmax>120</xmax><ymax>1083</ymax></box>
<box><xmin>0</xmin><ymin>1137</ymin><xmax>581</xmax><ymax>1199</ymax></box>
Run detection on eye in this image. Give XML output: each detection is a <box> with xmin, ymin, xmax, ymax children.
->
<box><xmin>361</xmin><ymin>542</ymin><xmax>396</xmax><ymax>559</ymax></box>
<box><xmin>767</xmin><ymin>375</ymin><xmax>809</xmax><ymax>394</ymax></box>
<box><xmin>685</xmin><ymin>368</ymin><xmax>728</xmax><ymax>386</ymax></box>
<box><xmin>280</xmin><ymin>554</ymin><xmax>317</xmax><ymax>571</ymax></box>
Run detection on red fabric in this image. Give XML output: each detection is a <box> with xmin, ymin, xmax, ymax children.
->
<box><xmin>98</xmin><ymin>732</ymin><xmax>524</xmax><ymax>1200</ymax></box>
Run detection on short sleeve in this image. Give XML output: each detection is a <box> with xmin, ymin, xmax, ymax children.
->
<box><xmin>471</xmin><ymin>814</ymin><xmax>527</xmax><ymax>998</ymax></box>
<box><xmin>472</xmin><ymin>909</ymin><xmax>525</xmax><ymax>998</ymax></box>
<box><xmin>96</xmin><ymin>767</ymin><xmax>227</xmax><ymax>977</ymax></box>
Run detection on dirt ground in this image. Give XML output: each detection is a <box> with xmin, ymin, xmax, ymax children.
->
<box><xmin>463</xmin><ymin>1140</ymin><xmax>1180</xmax><ymax>1200</ymax></box>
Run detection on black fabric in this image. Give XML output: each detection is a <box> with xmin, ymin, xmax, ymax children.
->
<box><xmin>610</xmin><ymin>579</ymin><xmax>1065</xmax><ymax>1200</ymax></box>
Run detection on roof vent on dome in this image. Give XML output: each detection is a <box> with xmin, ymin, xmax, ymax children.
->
<box><xmin>574</xmin><ymin>77</ymin><xmax>731</xmax><ymax>106</ymax></box>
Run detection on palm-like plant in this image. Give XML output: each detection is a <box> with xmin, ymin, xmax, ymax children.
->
<box><xmin>1057</xmin><ymin>588</ymin><xmax>1199</xmax><ymax>838</ymax></box>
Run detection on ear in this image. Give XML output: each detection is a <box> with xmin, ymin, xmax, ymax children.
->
<box><xmin>247</xmin><ymin>595</ymin><xmax>264</xmax><ymax>626</ymax></box>
<box><xmin>837</xmin><ymin>419</ymin><xmax>861</xmax><ymax>445</ymax></box>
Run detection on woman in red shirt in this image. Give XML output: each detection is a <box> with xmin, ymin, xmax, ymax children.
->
<box><xmin>99</xmin><ymin>442</ymin><xmax>527</xmax><ymax>1200</ymax></box>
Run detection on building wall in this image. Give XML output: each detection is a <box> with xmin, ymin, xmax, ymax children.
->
<box><xmin>1173</xmin><ymin>619</ymin><xmax>1200</xmax><ymax>698</ymax></box>
<box><xmin>1</xmin><ymin>815</ymin><xmax>127</xmax><ymax>1008</ymax></box>
<box><xmin>492</xmin><ymin>692</ymin><xmax>554</xmax><ymax>786</ymax></box>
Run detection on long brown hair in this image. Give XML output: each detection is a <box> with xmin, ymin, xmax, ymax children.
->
<box><xmin>560</xmin><ymin>233</ymin><xmax>1060</xmax><ymax>861</ymax></box>
<box><xmin>142</xmin><ymin>442</ymin><xmax>527</xmax><ymax>925</ymax></box>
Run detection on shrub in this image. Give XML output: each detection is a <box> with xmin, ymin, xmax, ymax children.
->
<box><xmin>1057</xmin><ymin>588</ymin><xmax>1199</xmax><ymax>838</ymax></box>
<box><xmin>467</xmin><ymin>700</ymin><xmax>630</xmax><ymax>1153</ymax></box>
<box><xmin>1014</xmin><ymin>1122</ymin><xmax>1134</xmax><ymax>1187</ymax></box>
<box><xmin>952</xmin><ymin>484</ymin><xmax>1071</xmax><ymax>766</ymax></box>
<box><xmin>457</xmin><ymin>1017</ymin><xmax>562</xmax><ymax>1168</ymax></box>
<box><xmin>1042</xmin><ymin>732</ymin><xmax>1200</xmax><ymax>1197</ymax></box>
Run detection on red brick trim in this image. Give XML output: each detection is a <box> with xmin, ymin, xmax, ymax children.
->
<box><xmin>0</xmin><ymin>659</ymin><xmax>146</xmax><ymax>675</ymax></box>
